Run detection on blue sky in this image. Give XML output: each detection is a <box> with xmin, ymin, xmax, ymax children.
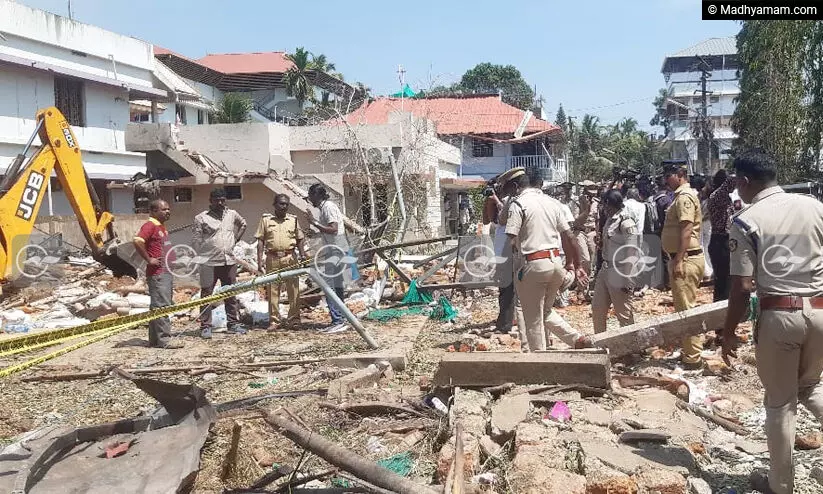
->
<box><xmin>20</xmin><ymin>0</ymin><xmax>738</xmax><ymax>132</ymax></box>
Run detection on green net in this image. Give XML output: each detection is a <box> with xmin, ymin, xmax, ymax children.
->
<box><xmin>401</xmin><ymin>279</ymin><xmax>433</xmax><ymax>305</ymax></box>
<box><xmin>376</xmin><ymin>452</ymin><xmax>414</xmax><ymax>477</ymax></box>
<box><xmin>430</xmin><ymin>296</ymin><xmax>458</xmax><ymax>322</ymax></box>
<box><xmin>365</xmin><ymin>305</ymin><xmax>428</xmax><ymax>322</ymax></box>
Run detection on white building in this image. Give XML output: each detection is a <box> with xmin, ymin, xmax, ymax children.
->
<box><xmin>0</xmin><ymin>0</ymin><xmax>167</xmax><ymax>215</ymax></box>
<box><xmin>143</xmin><ymin>48</ymin><xmax>358</xmax><ymax>125</ymax></box>
<box><xmin>344</xmin><ymin>94</ymin><xmax>566</xmax><ymax>180</ymax></box>
<box><xmin>660</xmin><ymin>37</ymin><xmax>739</xmax><ymax>173</ymax></box>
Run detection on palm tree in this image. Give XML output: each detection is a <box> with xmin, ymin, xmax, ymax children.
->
<box><xmin>283</xmin><ymin>47</ymin><xmax>314</xmax><ymax>111</ymax></box>
<box><xmin>310</xmin><ymin>53</ymin><xmax>340</xmax><ymax>107</ymax></box>
<box><xmin>579</xmin><ymin>114</ymin><xmax>601</xmax><ymax>153</ymax></box>
<box><xmin>213</xmin><ymin>93</ymin><xmax>252</xmax><ymax>123</ymax></box>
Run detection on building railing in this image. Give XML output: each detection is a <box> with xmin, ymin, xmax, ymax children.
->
<box><xmin>507</xmin><ymin>155</ymin><xmax>567</xmax><ymax>182</ymax></box>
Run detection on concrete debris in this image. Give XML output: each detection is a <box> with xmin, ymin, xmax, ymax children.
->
<box><xmin>686</xmin><ymin>477</ymin><xmax>712</xmax><ymax>494</ymax></box>
<box><xmin>489</xmin><ymin>392</ymin><xmax>530</xmax><ymax>442</ymax></box>
<box><xmin>619</xmin><ymin>429</ymin><xmax>672</xmax><ymax>444</ymax></box>
<box><xmin>633</xmin><ymin>468</ymin><xmax>687</xmax><ymax>494</ymax></box>
<box><xmin>326</xmin><ymin>363</ymin><xmax>387</xmax><ymax>400</ymax></box>
<box><xmin>433</xmin><ymin>351</ymin><xmax>611</xmax><ymax>388</ymax></box>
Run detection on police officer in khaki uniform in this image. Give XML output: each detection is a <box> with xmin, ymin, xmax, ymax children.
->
<box><xmin>592</xmin><ymin>189</ymin><xmax>639</xmax><ymax>333</ymax></box>
<box><xmin>502</xmin><ymin>167</ymin><xmax>590</xmax><ymax>350</ymax></box>
<box><xmin>255</xmin><ymin>194</ymin><xmax>307</xmax><ymax>327</ymax></box>
<box><xmin>661</xmin><ymin>163</ymin><xmax>705</xmax><ymax>369</ymax></box>
<box><xmin>720</xmin><ymin>150</ymin><xmax>823</xmax><ymax>494</ymax></box>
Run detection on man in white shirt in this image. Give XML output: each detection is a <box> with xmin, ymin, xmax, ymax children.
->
<box><xmin>623</xmin><ymin>187</ymin><xmax>646</xmax><ymax>233</ymax></box>
<box><xmin>307</xmin><ymin>184</ymin><xmax>348</xmax><ymax>329</ymax></box>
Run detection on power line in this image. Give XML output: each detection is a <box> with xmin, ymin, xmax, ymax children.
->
<box><xmin>566</xmin><ymin>96</ymin><xmax>656</xmax><ymax>113</ymax></box>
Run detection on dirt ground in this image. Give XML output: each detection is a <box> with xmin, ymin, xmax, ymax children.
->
<box><xmin>0</xmin><ymin>282</ymin><xmax>793</xmax><ymax>493</ymax></box>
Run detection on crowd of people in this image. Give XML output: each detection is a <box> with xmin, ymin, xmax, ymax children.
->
<box><xmin>132</xmin><ymin>184</ymin><xmax>347</xmax><ymax>350</ymax></box>
<box><xmin>483</xmin><ymin>150</ymin><xmax>823</xmax><ymax>494</ymax></box>
<box><xmin>127</xmin><ymin>149</ymin><xmax>823</xmax><ymax>493</ymax></box>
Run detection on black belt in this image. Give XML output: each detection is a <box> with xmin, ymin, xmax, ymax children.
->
<box><xmin>666</xmin><ymin>249</ymin><xmax>703</xmax><ymax>258</ymax></box>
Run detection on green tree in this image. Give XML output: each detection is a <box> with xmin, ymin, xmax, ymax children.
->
<box><xmin>283</xmin><ymin>47</ymin><xmax>315</xmax><ymax>111</ymax></box>
<box><xmin>555</xmin><ymin>104</ymin><xmax>568</xmax><ymax>134</ymax></box>
<box><xmin>733</xmin><ymin>21</ymin><xmax>814</xmax><ymax>182</ymax></box>
<box><xmin>311</xmin><ymin>53</ymin><xmax>338</xmax><ymax>107</ymax></box>
<box><xmin>458</xmin><ymin>63</ymin><xmax>535</xmax><ymax>110</ymax></box>
<box><xmin>650</xmin><ymin>88</ymin><xmax>672</xmax><ymax>136</ymax></box>
<box><xmin>213</xmin><ymin>93</ymin><xmax>252</xmax><ymax>123</ymax></box>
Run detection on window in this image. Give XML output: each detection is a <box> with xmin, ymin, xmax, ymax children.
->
<box><xmin>692</xmin><ymin>96</ymin><xmax>701</xmax><ymax>104</ymax></box>
<box><xmin>471</xmin><ymin>139</ymin><xmax>493</xmax><ymax>158</ymax></box>
<box><xmin>54</xmin><ymin>77</ymin><xmax>85</xmax><ymax>127</ymax></box>
<box><xmin>710</xmin><ymin>96</ymin><xmax>720</xmax><ymax>103</ymax></box>
<box><xmin>225</xmin><ymin>185</ymin><xmax>242</xmax><ymax>200</ymax></box>
<box><xmin>174</xmin><ymin>187</ymin><xmax>192</xmax><ymax>203</ymax></box>
<box><xmin>175</xmin><ymin>104</ymin><xmax>187</xmax><ymax>124</ymax></box>
<box><xmin>197</xmin><ymin>109</ymin><xmax>205</xmax><ymax>125</ymax></box>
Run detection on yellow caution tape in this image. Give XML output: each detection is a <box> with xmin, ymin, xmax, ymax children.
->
<box><xmin>0</xmin><ymin>327</ymin><xmax>125</xmax><ymax>378</ymax></box>
<box><xmin>0</xmin><ymin>260</ymin><xmax>314</xmax><ymax>377</ymax></box>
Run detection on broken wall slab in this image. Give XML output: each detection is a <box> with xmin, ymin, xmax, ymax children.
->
<box><xmin>590</xmin><ymin>301</ymin><xmax>727</xmax><ymax>359</ymax></box>
<box><xmin>433</xmin><ymin>351</ymin><xmax>611</xmax><ymax>388</ymax></box>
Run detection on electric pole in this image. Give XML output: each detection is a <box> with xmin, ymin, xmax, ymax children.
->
<box><xmin>693</xmin><ymin>58</ymin><xmax>714</xmax><ymax>175</ymax></box>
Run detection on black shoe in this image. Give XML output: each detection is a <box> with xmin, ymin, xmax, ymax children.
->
<box><xmin>749</xmin><ymin>469</ymin><xmax>777</xmax><ymax>494</ymax></box>
<box><xmin>681</xmin><ymin>360</ymin><xmax>704</xmax><ymax>371</ymax></box>
<box><xmin>227</xmin><ymin>324</ymin><xmax>248</xmax><ymax>335</ymax></box>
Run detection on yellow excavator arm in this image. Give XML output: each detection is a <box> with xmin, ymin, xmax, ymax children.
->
<box><xmin>0</xmin><ymin>107</ymin><xmax>137</xmax><ymax>281</ymax></box>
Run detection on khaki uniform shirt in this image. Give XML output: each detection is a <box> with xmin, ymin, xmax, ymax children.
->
<box><xmin>601</xmin><ymin>208</ymin><xmax>640</xmax><ymax>266</ymax></box>
<box><xmin>661</xmin><ymin>183</ymin><xmax>701</xmax><ymax>254</ymax></box>
<box><xmin>505</xmin><ymin>188</ymin><xmax>570</xmax><ymax>255</ymax></box>
<box><xmin>729</xmin><ymin>186</ymin><xmax>823</xmax><ymax>297</ymax></box>
<box><xmin>254</xmin><ymin>214</ymin><xmax>304</xmax><ymax>255</ymax></box>
<box><xmin>581</xmin><ymin>196</ymin><xmax>600</xmax><ymax>231</ymax></box>
<box><xmin>192</xmin><ymin>208</ymin><xmax>247</xmax><ymax>266</ymax></box>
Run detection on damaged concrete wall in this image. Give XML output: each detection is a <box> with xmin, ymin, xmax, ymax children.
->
<box><xmin>158</xmin><ymin>182</ymin><xmax>306</xmax><ymax>242</ymax></box>
<box><xmin>177</xmin><ymin>123</ymin><xmax>275</xmax><ymax>175</ymax></box>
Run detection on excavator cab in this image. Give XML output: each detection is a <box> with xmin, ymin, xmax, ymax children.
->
<box><xmin>0</xmin><ymin>107</ymin><xmax>138</xmax><ymax>282</ymax></box>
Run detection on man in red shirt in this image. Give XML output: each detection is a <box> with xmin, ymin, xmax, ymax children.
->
<box><xmin>133</xmin><ymin>199</ymin><xmax>183</xmax><ymax>349</ymax></box>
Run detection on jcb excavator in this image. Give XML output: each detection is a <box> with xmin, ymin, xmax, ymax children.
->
<box><xmin>0</xmin><ymin>107</ymin><xmax>137</xmax><ymax>285</ymax></box>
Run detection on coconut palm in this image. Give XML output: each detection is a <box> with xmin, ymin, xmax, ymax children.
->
<box><xmin>213</xmin><ymin>93</ymin><xmax>252</xmax><ymax>123</ymax></box>
<box><xmin>283</xmin><ymin>47</ymin><xmax>314</xmax><ymax>110</ymax></box>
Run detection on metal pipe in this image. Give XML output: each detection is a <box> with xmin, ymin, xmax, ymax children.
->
<box><xmin>417</xmin><ymin>280</ymin><xmax>497</xmax><ymax>291</ymax></box>
<box><xmin>356</xmin><ymin>235</ymin><xmax>452</xmax><ymax>257</ymax></box>
<box><xmin>308</xmin><ymin>270</ymin><xmax>379</xmax><ymax>349</ymax></box>
<box><xmin>0</xmin><ymin>119</ymin><xmax>44</xmax><ymax>193</ymax></box>
<box><xmin>214</xmin><ymin>267</ymin><xmax>378</xmax><ymax>349</ymax></box>
<box><xmin>412</xmin><ymin>247</ymin><xmax>458</xmax><ymax>268</ymax></box>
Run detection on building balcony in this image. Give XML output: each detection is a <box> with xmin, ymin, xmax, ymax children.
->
<box><xmin>508</xmin><ymin>155</ymin><xmax>567</xmax><ymax>182</ymax></box>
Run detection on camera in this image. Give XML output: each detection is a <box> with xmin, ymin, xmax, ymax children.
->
<box><xmin>483</xmin><ymin>179</ymin><xmax>497</xmax><ymax>197</ymax></box>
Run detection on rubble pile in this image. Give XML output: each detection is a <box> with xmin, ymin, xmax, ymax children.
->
<box><xmin>2</xmin><ymin>247</ymin><xmax>823</xmax><ymax>493</ymax></box>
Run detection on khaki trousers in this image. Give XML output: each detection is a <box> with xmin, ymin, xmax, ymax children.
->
<box><xmin>576</xmin><ymin>231</ymin><xmax>593</xmax><ymax>274</ymax></box>
<box><xmin>669</xmin><ymin>254</ymin><xmax>704</xmax><ymax>364</ymax></box>
<box><xmin>267</xmin><ymin>254</ymin><xmax>300</xmax><ymax>323</ymax></box>
<box><xmin>756</xmin><ymin>302</ymin><xmax>823</xmax><ymax>494</ymax></box>
<box><xmin>515</xmin><ymin>257</ymin><xmax>581</xmax><ymax>350</ymax></box>
<box><xmin>591</xmin><ymin>268</ymin><xmax>635</xmax><ymax>334</ymax></box>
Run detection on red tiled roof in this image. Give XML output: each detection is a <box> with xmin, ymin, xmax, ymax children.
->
<box><xmin>197</xmin><ymin>52</ymin><xmax>293</xmax><ymax>74</ymax></box>
<box><xmin>343</xmin><ymin>95</ymin><xmax>559</xmax><ymax>136</ymax></box>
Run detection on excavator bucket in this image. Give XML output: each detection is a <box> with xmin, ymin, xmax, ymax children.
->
<box><xmin>94</xmin><ymin>240</ymin><xmax>138</xmax><ymax>279</ymax></box>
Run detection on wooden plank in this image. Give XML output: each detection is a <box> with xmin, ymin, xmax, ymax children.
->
<box><xmin>589</xmin><ymin>301</ymin><xmax>728</xmax><ymax>359</ymax></box>
<box><xmin>433</xmin><ymin>351</ymin><xmax>611</xmax><ymax>388</ymax></box>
